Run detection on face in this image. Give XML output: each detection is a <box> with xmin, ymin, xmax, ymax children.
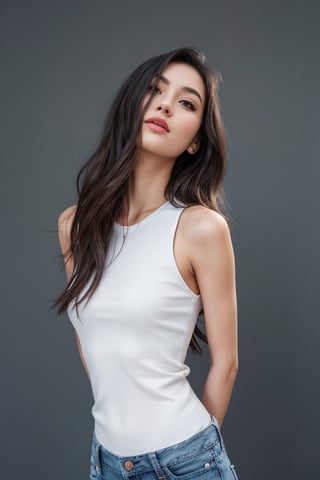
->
<box><xmin>137</xmin><ymin>62</ymin><xmax>206</xmax><ymax>159</ymax></box>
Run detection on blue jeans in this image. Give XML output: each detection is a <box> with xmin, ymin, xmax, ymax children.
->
<box><xmin>89</xmin><ymin>414</ymin><xmax>239</xmax><ymax>479</ymax></box>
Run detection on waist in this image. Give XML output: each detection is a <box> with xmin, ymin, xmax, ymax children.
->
<box><xmin>92</xmin><ymin>414</ymin><xmax>220</xmax><ymax>476</ymax></box>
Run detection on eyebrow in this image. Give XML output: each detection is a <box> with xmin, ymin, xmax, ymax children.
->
<box><xmin>155</xmin><ymin>74</ymin><xmax>203</xmax><ymax>105</ymax></box>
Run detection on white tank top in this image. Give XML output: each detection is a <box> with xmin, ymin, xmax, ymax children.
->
<box><xmin>67</xmin><ymin>200</ymin><xmax>211</xmax><ymax>456</ymax></box>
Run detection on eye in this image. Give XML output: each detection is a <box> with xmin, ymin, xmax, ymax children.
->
<box><xmin>180</xmin><ymin>100</ymin><xmax>195</xmax><ymax>111</ymax></box>
<box><xmin>148</xmin><ymin>84</ymin><xmax>161</xmax><ymax>94</ymax></box>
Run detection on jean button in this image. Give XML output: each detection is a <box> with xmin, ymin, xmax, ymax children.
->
<box><xmin>124</xmin><ymin>460</ymin><xmax>134</xmax><ymax>470</ymax></box>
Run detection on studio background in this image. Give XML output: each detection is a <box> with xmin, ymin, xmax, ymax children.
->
<box><xmin>1</xmin><ymin>1</ymin><xmax>319</xmax><ymax>479</ymax></box>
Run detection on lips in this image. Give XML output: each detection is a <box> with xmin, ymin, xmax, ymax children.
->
<box><xmin>144</xmin><ymin>117</ymin><xmax>169</xmax><ymax>132</ymax></box>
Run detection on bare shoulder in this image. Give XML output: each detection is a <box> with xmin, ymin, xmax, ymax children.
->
<box><xmin>180</xmin><ymin>205</ymin><xmax>230</xmax><ymax>245</ymax></box>
<box><xmin>58</xmin><ymin>205</ymin><xmax>77</xmax><ymax>240</ymax></box>
<box><xmin>57</xmin><ymin>205</ymin><xmax>77</xmax><ymax>281</ymax></box>
<box><xmin>57</xmin><ymin>204</ymin><xmax>77</xmax><ymax>253</ymax></box>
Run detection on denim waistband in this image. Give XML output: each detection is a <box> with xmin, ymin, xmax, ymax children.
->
<box><xmin>92</xmin><ymin>414</ymin><xmax>224</xmax><ymax>477</ymax></box>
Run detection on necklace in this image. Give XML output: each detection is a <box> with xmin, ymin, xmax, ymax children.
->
<box><xmin>122</xmin><ymin>224</ymin><xmax>128</xmax><ymax>242</ymax></box>
<box><xmin>120</xmin><ymin>200</ymin><xmax>167</xmax><ymax>243</ymax></box>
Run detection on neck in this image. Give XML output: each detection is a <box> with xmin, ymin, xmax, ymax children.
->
<box><xmin>122</xmin><ymin>149</ymin><xmax>176</xmax><ymax>224</ymax></box>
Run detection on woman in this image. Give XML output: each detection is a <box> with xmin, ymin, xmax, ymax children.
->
<box><xmin>53</xmin><ymin>47</ymin><xmax>239</xmax><ymax>479</ymax></box>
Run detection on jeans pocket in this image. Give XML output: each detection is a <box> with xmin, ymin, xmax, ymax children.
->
<box><xmin>163</xmin><ymin>447</ymin><xmax>222</xmax><ymax>479</ymax></box>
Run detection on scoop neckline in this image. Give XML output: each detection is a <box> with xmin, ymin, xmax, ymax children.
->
<box><xmin>114</xmin><ymin>200</ymin><xmax>170</xmax><ymax>232</ymax></box>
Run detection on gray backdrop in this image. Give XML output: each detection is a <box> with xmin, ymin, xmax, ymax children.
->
<box><xmin>1</xmin><ymin>1</ymin><xmax>319</xmax><ymax>479</ymax></box>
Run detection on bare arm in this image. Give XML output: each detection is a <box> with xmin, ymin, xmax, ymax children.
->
<box><xmin>57</xmin><ymin>206</ymin><xmax>91</xmax><ymax>382</ymax></box>
<box><xmin>188</xmin><ymin>208</ymin><xmax>238</xmax><ymax>427</ymax></box>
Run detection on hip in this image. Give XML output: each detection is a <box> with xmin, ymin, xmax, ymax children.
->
<box><xmin>89</xmin><ymin>414</ymin><xmax>239</xmax><ymax>480</ymax></box>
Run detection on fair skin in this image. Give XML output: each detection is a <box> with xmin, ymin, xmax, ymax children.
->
<box><xmin>58</xmin><ymin>62</ymin><xmax>238</xmax><ymax>427</ymax></box>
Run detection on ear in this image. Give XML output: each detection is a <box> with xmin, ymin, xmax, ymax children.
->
<box><xmin>187</xmin><ymin>136</ymin><xmax>200</xmax><ymax>155</ymax></box>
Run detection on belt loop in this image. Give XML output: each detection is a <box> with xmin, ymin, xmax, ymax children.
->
<box><xmin>95</xmin><ymin>437</ymin><xmax>102</xmax><ymax>474</ymax></box>
<box><xmin>210</xmin><ymin>415</ymin><xmax>225</xmax><ymax>452</ymax></box>
<box><xmin>147</xmin><ymin>451</ymin><xmax>168</xmax><ymax>480</ymax></box>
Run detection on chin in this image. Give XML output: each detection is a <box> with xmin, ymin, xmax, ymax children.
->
<box><xmin>142</xmin><ymin>147</ymin><xmax>182</xmax><ymax>160</ymax></box>
<box><xmin>139</xmin><ymin>142</ymin><xmax>183</xmax><ymax>159</ymax></box>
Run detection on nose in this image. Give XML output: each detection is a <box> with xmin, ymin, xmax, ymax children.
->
<box><xmin>155</xmin><ymin>99</ymin><xmax>172</xmax><ymax>116</ymax></box>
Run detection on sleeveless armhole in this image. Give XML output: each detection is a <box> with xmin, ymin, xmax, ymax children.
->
<box><xmin>171</xmin><ymin>207</ymin><xmax>201</xmax><ymax>299</ymax></box>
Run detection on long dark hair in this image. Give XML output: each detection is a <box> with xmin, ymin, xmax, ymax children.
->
<box><xmin>52</xmin><ymin>47</ymin><xmax>229</xmax><ymax>354</ymax></box>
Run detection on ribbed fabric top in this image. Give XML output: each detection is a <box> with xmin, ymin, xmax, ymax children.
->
<box><xmin>67</xmin><ymin>200</ymin><xmax>211</xmax><ymax>456</ymax></box>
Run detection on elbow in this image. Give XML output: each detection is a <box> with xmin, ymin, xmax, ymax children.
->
<box><xmin>226</xmin><ymin>358</ymin><xmax>238</xmax><ymax>379</ymax></box>
<box><xmin>231</xmin><ymin>354</ymin><xmax>239</xmax><ymax>375</ymax></box>
<box><xmin>231</xmin><ymin>359</ymin><xmax>239</xmax><ymax>378</ymax></box>
<box><xmin>211</xmin><ymin>357</ymin><xmax>239</xmax><ymax>378</ymax></box>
